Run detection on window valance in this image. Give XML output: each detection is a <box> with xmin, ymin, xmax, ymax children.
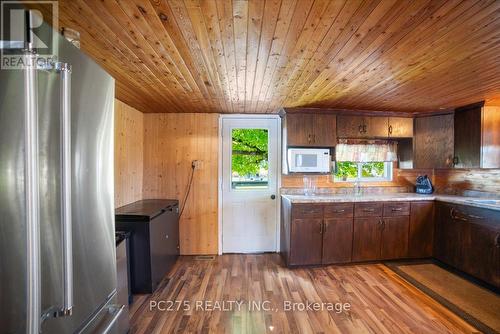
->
<box><xmin>336</xmin><ymin>139</ymin><xmax>398</xmax><ymax>162</ymax></box>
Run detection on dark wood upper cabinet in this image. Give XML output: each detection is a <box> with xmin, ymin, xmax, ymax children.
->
<box><xmin>337</xmin><ymin>116</ymin><xmax>389</xmax><ymax>138</ymax></box>
<box><xmin>454</xmin><ymin>104</ymin><xmax>482</xmax><ymax>168</ymax></box>
<box><xmin>413</xmin><ymin>102</ymin><xmax>500</xmax><ymax>169</ymax></box>
<box><xmin>388</xmin><ymin>117</ymin><xmax>413</xmax><ymax>138</ymax></box>
<box><xmin>482</xmin><ymin>106</ymin><xmax>500</xmax><ymax>168</ymax></box>
<box><xmin>313</xmin><ymin>114</ymin><xmax>337</xmax><ymax>146</ymax></box>
<box><xmin>365</xmin><ymin>117</ymin><xmax>388</xmax><ymax>137</ymax></box>
<box><xmin>337</xmin><ymin>115</ymin><xmax>366</xmax><ymax>138</ymax></box>
<box><xmin>414</xmin><ymin>114</ymin><xmax>454</xmax><ymax>168</ymax></box>
<box><xmin>286</xmin><ymin>113</ymin><xmax>336</xmax><ymax>147</ymax></box>
<box><xmin>286</xmin><ymin>113</ymin><xmax>314</xmax><ymax>146</ymax></box>
<box><xmin>453</xmin><ymin>103</ymin><xmax>500</xmax><ymax>168</ymax></box>
<box><xmin>409</xmin><ymin>202</ymin><xmax>434</xmax><ymax>258</ymax></box>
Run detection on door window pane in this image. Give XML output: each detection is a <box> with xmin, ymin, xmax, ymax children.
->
<box><xmin>231</xmin><ymin>129</ymin><xmax>269</xmax><ymax>190</ymax></box>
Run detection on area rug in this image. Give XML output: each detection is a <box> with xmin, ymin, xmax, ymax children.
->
<box><xmin>386</xmin><ymin>261</ymin><xmax>500</xmax><ymax>334</ymax></box>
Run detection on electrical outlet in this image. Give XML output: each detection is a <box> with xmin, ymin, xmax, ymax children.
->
<box><xmin>192</xmin><ymin>160</ymin><xmax>202</xmax><ymax>169</ymax></box>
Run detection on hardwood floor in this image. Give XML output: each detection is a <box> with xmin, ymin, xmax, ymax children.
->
<box><xmin>129</xmin><ymin>254</ymin><xmax>478</xmax><ymax>334</ymax></box>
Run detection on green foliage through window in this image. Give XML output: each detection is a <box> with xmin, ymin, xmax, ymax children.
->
<box><xmin>336</xmin><ymin>162</ymin><xmax>388</xmax><ymax>181</ymax></box>
<box><xmin>336</xmin><ymin>162</ymin><xmax>358</xmax><ymax>179</ymax></box>
<box><xmin>361</xmin><ymin>162</ymin><xmax>385</xmax><ymax>177</ymax></box>
<box><xmin>231</xmin><ymin>129</ymin><xmax>269</xmax><ymax>189</ymax></box>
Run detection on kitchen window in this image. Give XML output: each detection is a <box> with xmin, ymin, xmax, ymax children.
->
<box><xmin>335</xmin><ymin>161</ymin><xmax>393</xmax><ymax>182</ymax></box>
<box><xmin>335</xmin><ymin>140</ymin><xmax>397</xmax><ymax>182</ymax></box>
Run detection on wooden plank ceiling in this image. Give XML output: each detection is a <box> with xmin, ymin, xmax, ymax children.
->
<box><xmin>52</xmin><ymin>0</ymin><xmax>500</xmax><ymax>113</ymax></box>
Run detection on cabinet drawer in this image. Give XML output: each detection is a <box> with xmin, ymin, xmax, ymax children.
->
<box><xmin>383</xmin><ymin>202</ymin><xmax>410</xmax><ymax>216</ymax></box>
<box><xmin>292</xmin><ymin>204</ymin><xmax>323</xmax><ymax>218</ymax></box>
<box><xmin>324</xmin><ymin>203</ymin><xmax>354</xmax><ymax>218</ymax></box>
<box><xmin>355</xmin><ymin>203</ymin><xmax>383</xmax><ymax>217</ymax></box>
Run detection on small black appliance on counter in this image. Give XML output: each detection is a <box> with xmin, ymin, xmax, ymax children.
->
<box><xmin>415</xmin><ymin>175</ymin><xmax>434</xmax><ymax>194</ymax></box>
<box><xmin>115</xmin><ymin>199</ymin><xmax>180</xmax><ymax>294</ymax></box>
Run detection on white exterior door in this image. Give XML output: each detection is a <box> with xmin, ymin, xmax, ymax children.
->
<box><xmin>221</xmin><ymin>117</ymin><xmax>280</xmax><ymax>253</ymax></box>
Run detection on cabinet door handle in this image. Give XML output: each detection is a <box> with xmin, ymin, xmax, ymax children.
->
<box><xmin>308</xmin><ymin>134</ymin><xmax>311</xmax><ymax>143</ymax></box>
<box><xmin>450</xmin><ymin>208</ymin><xmax>467</xmax><ymax>221</ymax></box>
<box><xmin>319</xmin><ymin>222</ymin><xmax>323</xmax><ymax>234</ymax></box>
<box><xmin>388</xmin><ymin>125</ymin><xmax>392</xmax><ymax>135</ymax></box>
<box><xmin>334</xmin><ymin>209</ymin><xmax>345</xmax><ymax>213</ymax></box>
<box><xmin>495</xmin><ymin>233</ymin><xmax>500</xmax><ymax>248</ymax></box>
<box><xmin>363</xmin><ymin>208</ymin><xmax>375</xmax><ymax>212</ymax></box>
<box><xmin>358</xmin><ymin>125</ymin><xmax>363</xmax><ymax>134</ymax></box>
<box><xmin>363</xmin><ymin>124</ymin><xmax>367</xmax><ymax>133</ymax></box>
<box><xmin>391</xmin><ymin>208</ymin><xmax>403</xmax><ymax>211</ymax></box>
<box><xmin>302</xmin><ymin>209</ymin><xmax>319</xmax><ymax>215</ymax></box>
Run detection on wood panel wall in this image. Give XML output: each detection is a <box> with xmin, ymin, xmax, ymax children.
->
<box><xmin>396</xmin><ymin>168</ymin><xmax>500</xmax><ymax>195</ymax></box>
<box><xmin>115</xmin><ymin>100</ymin><xmax>144</xmax><ymax>208</ymax></box>
<box><xmin>281</xmin><ymin>163</ymin><xmax>412</xmax><ymax>193</ymax></box>
<box><xmin>143</xmin><ymin>114</ymin><xmax>219</xmax><ymax>255</ymax></box>
<box><xmin>283</xmin><ymin>167</ymin><xmax>500</xmax><ymax>196</ymax></box>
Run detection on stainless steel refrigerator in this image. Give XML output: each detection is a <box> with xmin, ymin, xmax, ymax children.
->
<box><xmin>0</xmin><ymin>13</ymin><xmax>125</xmax><ymax>334</ymax></box>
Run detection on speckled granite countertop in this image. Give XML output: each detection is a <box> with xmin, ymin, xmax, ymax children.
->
<box><xmin>281</xmin><ymin>193</ymin><xmax>500</xmax><ymax>211</ymax></box>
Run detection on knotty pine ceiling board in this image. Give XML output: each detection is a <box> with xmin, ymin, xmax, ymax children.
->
<box><xmin>46</xmin><ymin>0</ymin><xmax>500</xmax><ymax>113</ymax></box>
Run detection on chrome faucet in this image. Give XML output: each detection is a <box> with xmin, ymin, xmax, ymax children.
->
<box><xmin>354</xmin><ymin>178</ymin><xmax>362</xmax><ymax>196</ymax></box>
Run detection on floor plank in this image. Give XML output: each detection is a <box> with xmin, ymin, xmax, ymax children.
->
<box><xmin>130</xmin><ymin>254</ymin><xmax>479</xmax><ymax>334</ymax></box>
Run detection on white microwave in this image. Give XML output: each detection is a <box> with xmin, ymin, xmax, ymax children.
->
<box><xmin>288</xmin><ymin>148</ymin><xmax>331</xmax><ymax>173</ymax></box>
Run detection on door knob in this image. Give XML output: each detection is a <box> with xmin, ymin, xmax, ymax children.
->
<box><xmin>270</xmin><ymin>194</ymin><xmax>276</xmax><ymax>200</ymax></box>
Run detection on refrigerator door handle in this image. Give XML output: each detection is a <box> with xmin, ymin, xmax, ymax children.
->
<box><xmin>59</xmin><ymin>63</ymin><xmax>74</xmax><ymax>317</ymax></box>
<box><xmin>25</xmin><ymin>53</ymin><xmax>42</xmax><ymax>334</ymax></box>
<box><xmin>40</xmin><ymin>61</ymin><xmax>74</xmax><ymax>317</ymax></box>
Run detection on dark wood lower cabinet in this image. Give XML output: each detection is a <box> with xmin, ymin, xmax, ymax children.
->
<box><xmin>282</xmin><ymin>199</ymin><xmax>499</xmax><ymax>289</ymax></box>
<box><xmin>352</xmin><ymin>217</ymin><xmax>382</xmax><ymax>261</ymax></box>
<box><xmin>322</xmin><ymin>218</ymin><xmax>353</xmax><ymax>264</ymax></box>
<box><xmin>434</xmin><ymin>203</ymin><xmax>466</xmax><ymax>269</ymax></box>
<box><xmin>434</xmin><ymin>202</ymin><xmax>500</xmax><ymax>288</ymax></box>
<box><xmin>381</xmin><ymin>216</ymin><xmax>409</xmax><ymax>260</ymax></box>
<box><xmin>409</xmin><ymin>202</ymin><xmax>434</xmax><ymax>258</ymax></box>
<box><xmin>289</xmin><ymin>218</ymin><xmax>323</xmax><ymax>266</ymax></box>
<box><xmin>464</xmin><ymin>222</ymin><xmax>500</xmax><ymax>288</ymax></box>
